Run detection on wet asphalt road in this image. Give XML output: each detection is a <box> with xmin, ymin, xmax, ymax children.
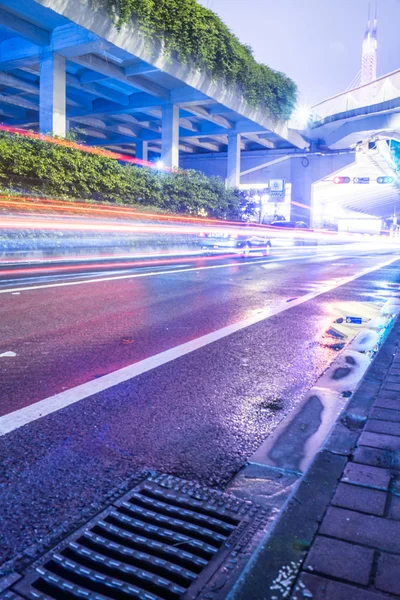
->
<box><xmin>1</xmin><ymin>245</ymin><xmax>400</xmax><ymax>572</ymax></box>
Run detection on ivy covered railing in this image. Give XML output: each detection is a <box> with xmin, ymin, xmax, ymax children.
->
<box><xmin>109</xmin><ymin>0</ymin><xmax>297</xmax><ymax>121</ymax></box>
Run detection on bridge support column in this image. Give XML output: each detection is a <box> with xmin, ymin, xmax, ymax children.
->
<box><xmin>162</xmin><ymin>104</ymin><xmax>179</xmax><ymax>168</ymax></box>
<box><xmin>136</xmin><ymin>140</ymin><xmax>149</xmax><ymax>163</ymax></box>
<box><xmin>227</xmin><ymin>133</ymin><xmax>241</xmax><ymax>187</ymax></box>
<box><xmin>290</xmin><ymin>157</ymin><xmax>314</xmax><ymax>225</ymax></box>
<box><xmin>39</xmin><ymin>52</ymin><xmax>66</xmax><ymax>137</ymax></box>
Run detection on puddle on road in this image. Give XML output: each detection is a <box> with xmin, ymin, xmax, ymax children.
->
<box><xmin>227</xmin><ymin>293</ymin><xmax>399</xmax><ymax>512</ymax></box>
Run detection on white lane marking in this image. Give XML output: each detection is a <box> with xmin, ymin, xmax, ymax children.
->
<box><xmin>0</xmin><ymin>351</ymin><xmax>16</xmax><ymax>357</ymax></box>
<box><xmin>0</xmin><ymin>249</ymin><xmax>379</xmax><ymax>294</ymax></box>
<box><xmin>0</xmin><ymin>254</ymin><xmax>399</xmax><ymax>437</ymax></box>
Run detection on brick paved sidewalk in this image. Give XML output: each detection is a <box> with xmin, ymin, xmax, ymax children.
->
<box><xmin>230</xmin><ymin>320</ymin><xmax>400</xmax><ymax>600</ymax></box>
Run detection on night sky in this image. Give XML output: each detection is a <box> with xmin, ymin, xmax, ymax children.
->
<box><xmin>197</xmin><ymin>0</ymin><xmax>400</xmax><ymax>106</ymax></box>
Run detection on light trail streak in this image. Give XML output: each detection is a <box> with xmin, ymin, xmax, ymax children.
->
<box><xmin>0</xmin><ymin>123</ymin><xmax>165</xmax><ymax>170</ymax></box>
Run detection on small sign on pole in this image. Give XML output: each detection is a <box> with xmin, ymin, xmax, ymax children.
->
<box><xmin>269</xmin><ymin>179</ymin><xmax>285</xmax><ymax>199</ymax></box>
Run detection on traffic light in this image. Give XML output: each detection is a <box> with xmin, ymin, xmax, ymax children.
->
<box><xmin>377</xmin><ymin>176</ymin><xmax>394</xmax><ymax>184</ymax></box>
<box><xmin>333</xmin><ymin>176</ymin><xmax>351</xmax><ymax>184</ymax></box>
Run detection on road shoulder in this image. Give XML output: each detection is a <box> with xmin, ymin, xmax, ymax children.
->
<box><xmin>229</xmin><ymin>317</ymin><xmax>400</xmax><ymax>600</ymax></box>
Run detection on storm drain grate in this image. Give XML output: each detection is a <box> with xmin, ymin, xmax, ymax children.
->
<box><xmin>3</xmin><ymin>473</ymin><xmax>269</xmax><ymax>600</ymax></box>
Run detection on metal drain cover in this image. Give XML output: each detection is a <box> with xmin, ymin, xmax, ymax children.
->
<box><xmin>2</xmin><ymin>473</ymin><xmax>269</xmax><ymax>600</ymax></box>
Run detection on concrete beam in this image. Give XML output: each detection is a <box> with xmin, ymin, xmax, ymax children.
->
<box><xmin>65</xmin><ymin>91</ymin><xmax>90</xmax><ymax>108</ymax></box>
<box><xmin>112</xmin><ymin>113</ymin><xmax>161</xmax><ymax>133</ymax></box>
<box><xmin>0</xmin><ymin>92</ymin><xmax>38</xmax><ymax>111</ymax></box>
<box><xmin>244</xmin><ymin>133</ymin><xmax>274</xmax><ymax>149</ymax></box>
<box><xmin>72</xmin><ymin>93</ymin><xmax>163</xmax><ymax>118</ymax></box>
<box><xmin>40</xmin><ymin>53</ymin><xmax>66</xmax><ymax>136</ymax></box>
<box><xmin>179</xmin><ymin>118</ymin><xmax>201</xmax><ymax>133</ymax></box>
<box><xmin>72</xmin><ymin>54</ymin><xmax>170</xmax><ymax>99</ymax></box>
<box><xmin>66</xmin><ymin>73</ymin><xmax>130</xmax><ymax>106</ymax></box>
<box><xmin>0</xmin><ymin>72</ymin><xmax>38</xmax><ymax>95</ymax></box>
<box><xmin>135</xmin><ymin>140</ymin><xmax>148</xmax><ymax>161</ymax></box>
<box><xmin>0</xmin><ymin>7</ymin><xmax>50</xmax><ymax>46</ymax></box>
<box><xmin>0</xmin><ymin>25</ymin><xmax>103</xmax><ymax>70</ymax></box>
<box><xmin>125</xmin><ymin>61</ymin><xmax>159</xmax><ymax>76</ymax></box>
<box><xmin>0</xmin><ymin>105</ymin><xmax>27</xmax><ymax>120</ymax></box>
<box><xmin>162</xmin><ymin>103</ymin><xmax>179</xmax><ymax>168</ymax></box>
<box><xmin>179</xmin><ymin>143</ymin><xmax>196</xmax><ymax>154</ymax></box>
<box><xmin>0</xmin><ymin>39</ymin><xmax>40</xmax><ymax>71</ymax></box>
<box><xmin>51</xmin><ymin>24</ymin><xmax>103</xmax><ymax>58</ymax></box>
<box><xmin>71</xmin><ymin>116</ymin><xmax>139</xmax><ymax>139</ymax></box>
<box><xmin>79</xmin><ymin>71</ymin><xmax>109</xmax><ymax>84</ymax></box>
<box><xmin>185</xmin><ymin>138</ymin><xmax>222</xmax><ymax>152</ymax></box>
<box><xmin>183</xmin><ymin>104</ymin><xmax>233</xmax><ymax>129</ymax></box>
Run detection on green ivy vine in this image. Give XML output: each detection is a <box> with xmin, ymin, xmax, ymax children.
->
<box><xmin>108</xmin><ymin>0</ymin><xmax>297</xmax><ymax>121</ymax></box>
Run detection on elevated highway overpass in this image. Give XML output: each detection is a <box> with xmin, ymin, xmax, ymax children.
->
<box><xmin>0</xmin><ymin>0</ymin><xmax>400</xmax><ymax>225</ymax></box>
<box><xmin>0</xmin><ymin>0</ymin><xmax>307</xmax><ymax>188</ymax></box>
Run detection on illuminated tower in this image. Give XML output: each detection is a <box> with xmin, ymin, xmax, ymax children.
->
<box><xmin>361</xmin><ymin>3</ymin><xmax>377</xmax><ymax>86</ymax></box>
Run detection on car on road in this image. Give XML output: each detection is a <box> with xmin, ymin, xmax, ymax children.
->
<box><xmin>199</xmin><ymin>228</ymin><xmax>271</xmax><ymax>257</ymax></box>
<box><xmin>268</xmin><ymin>220</ymin><xmax>318</xmax><ymax>246</ymax></box>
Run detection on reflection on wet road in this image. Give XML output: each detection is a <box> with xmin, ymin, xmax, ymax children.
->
<box><xmin>0</xmin><ymin>245</ymin><xmax>399</xmax><ymax>569</ymax></box>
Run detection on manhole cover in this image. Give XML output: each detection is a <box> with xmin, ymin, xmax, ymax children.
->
<box><xmin>2</xmin><ymin>473</ymin><xmax>269</xmax><ymax>600</ymax></box>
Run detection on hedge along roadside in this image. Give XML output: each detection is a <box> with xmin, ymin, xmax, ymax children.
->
<box><xmin>0</xmin><ymin>132</ymin><xmax>241</xmax><ymax>219</ymax></box>
<box><xmin>108</xmin><ymin>0</ymin><xmax>297</xmax><ymax>121</ymax></box>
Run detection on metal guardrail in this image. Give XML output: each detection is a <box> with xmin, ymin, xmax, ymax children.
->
<box><xmin>312</xmin><ymin>68</ymin><xmax>400</xmax><ymax>121</ymax></box>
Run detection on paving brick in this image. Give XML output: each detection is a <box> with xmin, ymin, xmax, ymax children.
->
<box><xmin>368</xmin><ymin>366</ymin><xmax>389</xmax><ymax>382</ymax></box>
<box><xmin>303</xmin><ymin>536</ymin><xmax>374</xmax><ymax>584</ymax></box>
<box><xmin>382</xmin><ymin>382</ymin><xmax>400</xmax><ymax>392</ymax></box>
<box><xmin>385</xmin><ymin>375</ymin><xmax>400</xmax><ymax>383</ymax></box>
<box><xmin>319</xmin><ymin>506</ymin><xmax>400</xmax><ymax>552</ymax></box>
<box><xmin>375</xmin><ymin>389</ymin><xmax>400</xmax><ymax>403</ymax></box>
<box><xmin>341</xmin><ymin>462</ymin><xmax>391</xmax><ymax>490</ymax></box>
<box><xmin>324</xmin><ymin>422</ymin><xmax>359</xmax><ymax>456</ymax></box>
<box><xmin>296</xmin><ymin>572</ymin><xmax>388</xmax><ymax>600</ymax></box>
<box><xmin>365</xmin><ymin>419</ymin><xmax>400</xmax><ymax>437</ymax></box>
<box><xmin>353</xmin><ymin>445</ymin><xmax>400</xmax><ymax>470</ymax></box>
<box><xmin>351</xmin><ymin>379</ymin><xmax>382</xmax><ymax>405</ymax></box>
<box><xmin>389</xmin><ymin>495</ymin><xmax>400</xmax><ymax>520</ymax></box>
<box><xmin>371</xmin><ymin>406</ymin><xmax>400</xmax><ymax>422</ymax></box>
<box><xmin>332</xmin><ymin>482</ymin><xmax>386</xmax><ymax>516</ymax></box>
<box><xmin>375</xmin><ymin>553</ymin><xmax>400</xmax><ymax>595</ymax></box>
<box><xmin>359</xmin><ymin>431</ymin><xmax>400</xmax><ymax>450</ymax></box>
<box><xmin>374</xmin><ymin>398</ymin><xmax>400</xmax><ymax>411</ymax></box>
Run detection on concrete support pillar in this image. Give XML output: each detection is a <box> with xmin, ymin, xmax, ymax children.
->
<box><xmin>227</xmin><ymin>133</ymin><xmax>241</xmax><ymax>188</ymax></box>
<box><xmin>162</xmin><ymin>104</ymin><xmax>179</xmax><ymax>168</ymax></box>
<box><xmin>135</xmin><ymin>140</ymin><xmax>149</xmax><ymax>163</ymax></box>
<box><xmin>40</xmin><ymin>52</ymin><xmax>66</xmax><ymax>137</ymax></box>
<box><xmin>290</xmin><ymin>157</ymin><xmax>313</xmax><ymax>225</ymax></box>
